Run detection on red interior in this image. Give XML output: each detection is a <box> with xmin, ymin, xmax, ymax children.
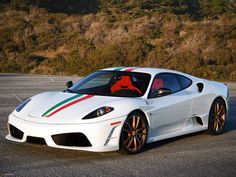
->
<box><xmin>151</xmin><ymin>78</ymin><xmax>164</xmax><ymax>90</ymax></box>
<box><xmin>111</xmin><ymin>75</ymin><xmax>141</xmax><ymax>94</ymax></box>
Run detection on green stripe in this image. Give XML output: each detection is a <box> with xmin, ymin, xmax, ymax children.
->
<box><xmin>113</xmin><ymin>67</ymin><xmax>125</xmax><ymax>71</ymax></box>
<box><xmin>42</xmin><ymin>94</ymin><xmax>83</xmax><ymax>117</ymax></box>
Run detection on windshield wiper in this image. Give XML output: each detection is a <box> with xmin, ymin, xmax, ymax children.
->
<box><xmin>66</xmin><ymin>88</ymin><xmax>76</xmax><ymax>93</ymax></box>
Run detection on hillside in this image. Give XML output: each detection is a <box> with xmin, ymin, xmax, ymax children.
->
<box><xmin>0</xmin><ymin>0</ymin><xmax>235</xmax><ymax>80</ymax></box>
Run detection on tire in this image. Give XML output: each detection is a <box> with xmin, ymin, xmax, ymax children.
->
<box><xmin>120</xmin><ymin>112</ymin><xmax>148</xmax><ymax>155</ymax></box>
<box><xmin>207</xmin><ymin>98</ymin><xmax>227</xmax><ymax>135</ymax></box>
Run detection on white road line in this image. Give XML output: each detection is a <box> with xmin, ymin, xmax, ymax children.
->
<box><xmin>2</xmin><ymin>76</ymin><xmax>56</xmax><ymax>82</ymax></box>
<box><xmin>4</xmin><ymin>173</ymin><xmax>15</xmax><ymax>176</ymax></box>
<box><xmin>11</xmin><ymin>94</ymin><xmax>23</xmax><ymax>102</ymax></box>
<box><xmin>43</xmin><ymin>76</ymin><xmax>55</xmax><ymax>82</ymax></box>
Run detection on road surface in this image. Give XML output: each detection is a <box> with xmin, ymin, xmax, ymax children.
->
<box><xmin>0</xmin><ymin>74</ymin><xmax>235</xmax><ymax>177</ymax></box>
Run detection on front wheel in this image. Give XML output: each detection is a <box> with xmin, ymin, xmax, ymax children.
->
<box><xmin>207</xmin><ymin>98</ymin><xmax>227</xmax><ymax>135</ymax></box>
<box><xmin>120</xmin><ymin>112</ymin><xmax>148</xmax><ymax>155</ymax></box>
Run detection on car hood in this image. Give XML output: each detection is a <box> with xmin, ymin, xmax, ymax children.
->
<box><xmin>14</xmin><ymin>91</ymin><xmax>124</xmax><ymax>124</ymax></box>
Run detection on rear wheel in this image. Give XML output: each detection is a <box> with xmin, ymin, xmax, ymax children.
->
<box><xmin>207</xmin><ymin>98</ymin><xmax>227</xmax><ymax>135</ymax></box>
<box><xmin>120</xmin><ymin>112</ymin><xmax>148</xmax><ymax>155</ymax></box>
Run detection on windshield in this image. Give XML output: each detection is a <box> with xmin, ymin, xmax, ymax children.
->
<box><xmin>69</xmin><ymin>71</ymin><xmax>151</xmax><ymax>97</ymax></box>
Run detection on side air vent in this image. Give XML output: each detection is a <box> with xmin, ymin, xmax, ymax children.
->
<box><xmin>196</xmin><ymin>117</ymin><xmax>203</xmax><ymax>126</ymax></box>
<box><xmin>196</xmin><ymin>83</ymin><xmax>204</xmax><ymax>92</ymax></box>
<box><xmin>192</xmin><ymin>116</ymin><xmax>204</xmax><ymax>126</ymax></box>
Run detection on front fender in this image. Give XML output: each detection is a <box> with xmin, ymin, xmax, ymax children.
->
<box><xmin>80</xmin><ymin>98</ymin><xmax>151</xmax><ymax>124</ymax></box>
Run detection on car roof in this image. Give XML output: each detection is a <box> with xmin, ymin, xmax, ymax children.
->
<box><xmin>101</xmin><ymin>67</ymin><xmax>195</xmax><ymax>79</ymax></box>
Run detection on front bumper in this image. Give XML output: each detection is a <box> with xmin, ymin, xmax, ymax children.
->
<box><xmin>6</xmin><ymin>114</ymin><xmax>125</xmax><ymax>152</ymax></box>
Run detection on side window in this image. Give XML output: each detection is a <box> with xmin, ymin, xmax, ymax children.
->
<box><xmin>149</xmin><ymin>73</ymin><xmax>181</xmax><ymax>98</ymax></box>
<box><xmin>177</xmin><ymin>75</ymin><xmax>192</xmax><ymax>89</ymax></box>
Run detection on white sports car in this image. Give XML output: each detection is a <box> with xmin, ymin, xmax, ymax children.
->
<box><xmin>6</xmin><ymin>67</ymin><xmax>229</xmax><ymax>154</ymax></box>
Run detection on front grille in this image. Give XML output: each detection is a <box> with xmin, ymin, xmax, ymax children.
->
<box><xmin>27</xmin><ymin>136</ymin><xmax>46</xmax><ymax>145</ymax></box>
<box><xmin>52</xmin><ymin>133</ymin><xmax>92</xmax><ymax>147</ymax></box>
<box><xmin>9</xmin><ymin>124</ymin><xmax>24</xmax><ymax>139</ymax></box>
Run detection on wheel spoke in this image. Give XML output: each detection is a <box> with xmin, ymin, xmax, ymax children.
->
<box><xmin>127</xmin><ymin>137</ymin><xmax>133</xmax><ymax>148</ymax></box>
<box><xmin>214</xmin><ymin>104</ymin><xmax>217</xmax><ymax>113</ymax></box>
<box><xmin>216</xmin><ymin>103</ymin><xmax>220</xmax><ymax>112</ymax></box>
<box><xmin>219</xmin><ymin>117</ymin><xmax>225</xmax><ymax>128</ymax></box>
<box><xmin>123</xmin><ymin>128</ymin><xmax>132</xmax><ymax>134</ymax></box>
<box><xmin>218</xmin><ymin>120</ymin><xmax>222</xmax><ymax>130</ymax></box>
<box><xmin>133</xmin><ymin>137</ymin><xmax>137</xmax><ymax>151</ymax></box>
<box><xmin>125</xmin><ymin>121</ymin><xmax>132</xmax><ymax>130</ymax></box>
<box><xmin>217</xmin><ymin>116</ymin><xmax>222</xmax><ymax>130</ymax></box>
<box><xmin>135</xmin><ymin>116</ymin><xmax>140</xmax><ymax>129</ymax></box>
<box><xmin>124</xmin><ymin>135</ymin><xmax>132</xmax><ymax>144</ymax></box>
<box><xmin>219</xmin><ymin>109</ymin><xmax>225</xmax><ymax>117</ymax></box>
<box><xmin>219</xmin><ymin>115</ymin><xmax>225</xmax><ymax>122</ymax></box>
<box><xmin>213</xmin><ymin>119</ymin><xmax>217</xmax><ymax>130</ymax></box>
<box><xmin>135</xmin><ymin>136</ymin><xmax>142</xmax><ymax>149</ymax></box>
<box><xmin>215</xmin><ymin>121</ymin><xmax>219</xmax><ymax>131</ymax></box>
<box><xmin>217</xmin><ymin>105</ymin><xmax>223</xmax><ymax>116</ymax></box>
<box><xmin>136</xmin><ymin>127</ymin><xmax>145</xmax><ymax>132</ymax></box>
<box><xmin>217</xmin><ymin>118</ymin><xmax>222</xmax><ymax>126</ymax></box>
<box><xmin>132</xmin><ymin>115</ymin><xmax>135</xmax><ymax>128</ymax></box>
<box><xmin>220</xmin><ymin>111</ymin><xmax>225</xmax><ymax>118</ymax></box>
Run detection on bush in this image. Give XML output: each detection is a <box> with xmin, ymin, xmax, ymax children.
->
<box><xmin>0</xmin><ymin>0</ymin><xmax>235</xmax><ymax>81</ymax></box>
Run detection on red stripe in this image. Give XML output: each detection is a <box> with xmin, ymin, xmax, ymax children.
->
<box><xmin>47</xmin><ymin>95</ymin><xmax>94</xmax><ymax>118</ymax></box>
<box><xmin>124</xmin><ymin>68</ymin><xmax>136</xmax><ymax>72</ymax></box>
<box><xmin>110</xmin><ymin>121</ymin><xmax>121</xmax><ymax>126</ymax></box>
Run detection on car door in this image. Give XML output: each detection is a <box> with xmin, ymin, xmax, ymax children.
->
<box><xmin>147</xmin><ymin>73</ymin><xmax>193</xmax><ymax>137</ymax></box>
<box><xmin>190</xmin><ymin>81</ymin><xmax>216</xmax><ymax>120</ymax></box>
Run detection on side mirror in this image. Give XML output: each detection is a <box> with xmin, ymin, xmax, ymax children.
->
<box><xmin>151</xmin><ymin>88</ymin><xmax>172</xmax><ymax>98</ymax></box>
<box><xmin>66</xmin><ymin>81</ymin><xmax>73</xmax><ymax>88</ymax></box>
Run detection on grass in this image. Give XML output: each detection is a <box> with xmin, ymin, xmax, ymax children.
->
<box><xmin>0</xmin><ymin>0</ymin><xmax>235</xmax><ymax>81</ymax></box>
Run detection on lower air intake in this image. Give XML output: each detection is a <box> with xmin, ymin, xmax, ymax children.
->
<box><xmin>9</xmin><ymin>124</ymin><xmax>24</xmax><ymax>139</ymax></box>
<box><xmin>52</xmin><ymin>133</ymin><xmax>92</xmax><ymax>147</ymax></box>
<box><xmin>27</xmin><ymin>136</ymin><xmax>46</xmax><ymax>145</ymax></box>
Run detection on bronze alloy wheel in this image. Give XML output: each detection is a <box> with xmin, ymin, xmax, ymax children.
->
<box><xmin>120</xmin><ymin>112</ymin><xmax>148</xmax><ymax>154</ymax></box>
<box><xmin>208</xmin><ymin>98</ymin><xmax>227</xmax><ymax>135</ymax></box>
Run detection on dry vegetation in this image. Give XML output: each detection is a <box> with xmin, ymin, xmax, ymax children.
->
<box><xmin>0</xmin><ymin>0</ymin><xmax>235</xmax><ymax>80</ymax></box>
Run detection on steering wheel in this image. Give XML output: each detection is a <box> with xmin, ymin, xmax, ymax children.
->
<box><xmin>113</xmin><ymin>87</ymin><xmax>142</xmax><ymax>95</ymax></box>
<box><xmin>128</xmin><ymin>86</ymin><xmax>142</xmax><ymax>95</ymax></box>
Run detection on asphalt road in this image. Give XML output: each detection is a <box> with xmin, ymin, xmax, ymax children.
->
<box><xmin>0</xmin><ymin>74</ymin><xmax>235</xmax><ymax>177</ymax></box>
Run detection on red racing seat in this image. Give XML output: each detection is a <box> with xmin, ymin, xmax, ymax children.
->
<box><xmin>111</xmin><ymin>76</ymin><xmax>142</xmax><ymax>94</ymax></box>
<box><xmin>151</xmin><ymin>78</ymin><xmax>164</xmax><ymax>90</ymax></box>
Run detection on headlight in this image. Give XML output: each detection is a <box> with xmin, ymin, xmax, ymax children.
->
<box><xmin>82</xmin><ymin>106</ymin><xmax>114</xmax><ymax>119</ymax></box>
<box><xmin>16</xmin><ymin>99</ymin><xmax>31</xmax><ymax>112</ymax></box>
